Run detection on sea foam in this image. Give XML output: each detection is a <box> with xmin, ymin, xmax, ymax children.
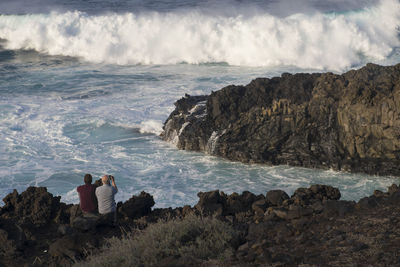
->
<box><xmin>0</xmin><ymin>0</ymin><xmax>398</xmax><ymax>71</ymax></box>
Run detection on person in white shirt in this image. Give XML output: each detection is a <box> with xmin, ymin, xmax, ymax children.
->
<box><xmin>95</xmin><ymin>174</ymin><xmax>118</xmax><ymax>224</ymax></box>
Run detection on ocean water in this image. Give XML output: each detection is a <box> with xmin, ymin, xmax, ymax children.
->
<box><xmin>0</xmin><ymin>0</ymin><xmax>399</xmax><ymax>208</ymax></box>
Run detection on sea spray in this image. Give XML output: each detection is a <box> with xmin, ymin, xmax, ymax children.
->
<box><xmin>0</xmin><ymin>0</ymin><xmax>398</xmax><ymax>70</ymax></box>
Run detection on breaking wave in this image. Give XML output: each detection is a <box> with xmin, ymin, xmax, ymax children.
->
<box><xmin>0</xmin><ymin>0</ymin><xmax>399</xmax><ymax>71</ymax></box>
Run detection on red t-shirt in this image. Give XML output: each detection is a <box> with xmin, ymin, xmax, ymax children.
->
<box><xmin>77</xmin><ymin>184</ymin><xmax>97</xmax><ymax>213</ymax></box>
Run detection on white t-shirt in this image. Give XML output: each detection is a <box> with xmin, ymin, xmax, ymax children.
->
<box><xmin>95</xmin><ymin>184</ymin><xmax>118</xmax><ymax>214</ymax></box>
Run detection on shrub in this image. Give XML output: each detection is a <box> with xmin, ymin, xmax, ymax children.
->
<box><xmin>75</xmin><ymin>215</ymin><xmax>239</xmax><ymax>267</ymax></box>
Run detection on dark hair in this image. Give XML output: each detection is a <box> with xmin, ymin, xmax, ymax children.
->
<box><xmin>84</xmin><ymin>174</ymin><xmax>92</xmax><ymax>184</ymax></box>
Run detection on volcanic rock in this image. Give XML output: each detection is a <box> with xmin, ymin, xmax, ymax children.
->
<box><xmin>162</xmin><ymin>63</ymin><xmax>400</xmax><ymax>175</ymax></box>
<box><xmin>118</xmin><ymin>191</ymin><xmax>155</xmax><ymax>219</ymax></box>
<box><xmin>266</xmin><ymin>190</ymin><xmax>289</xmax><ymax>206</ymax></box>
<box><xmin>1</xmin><ymin>187</ymin><xmax>69</xmax><ymax>227</ymax></box>
<box><xmin>2</xmin><ymin>183</ymin><xmax>400</xmax><ymax>266</ymax></box>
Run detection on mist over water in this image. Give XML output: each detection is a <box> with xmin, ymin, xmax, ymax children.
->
<box><xmin>0</xmin><ymin>0</ymin><xmax>399</xmax><ymax>208</ymax></box>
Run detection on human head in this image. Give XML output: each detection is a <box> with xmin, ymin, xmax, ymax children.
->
<box><xmin>84</xmin><ymin>174</ymin><xmax>92</xmax><ymax>185</ymax></box>
<box><xmin>101</xmin><ymin>175</ymin><xmax>110</xmax><ymax>185</ymax></box>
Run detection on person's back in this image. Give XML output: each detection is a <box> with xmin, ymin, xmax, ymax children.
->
<box><xmin>96</xmin><ymin>183</ymin><xmax>117</xmax><ymax>214</ymax></box>
<box><xmin>95</xmin><ymin>175</ymin><xmax>118</xmax><ymax>215</ymax></box>
<box><xmin>77</xmin><ymin>174</ymin><xmax>97</xmax><ymax>214</ymax></box>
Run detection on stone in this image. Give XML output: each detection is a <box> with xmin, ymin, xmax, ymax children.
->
<box><xmin>225</xmin><ymin>191</ymin><xmax>261</xmax><ymax>215</ymax></box>
<box><xmin>388</xmin><ymin>184</ymin><xmax>399</xmax><ymax>195</ymax></box>
<box><xmin>286</xmin><ymin>205</ymin><xmax>313</xmax><ymax>219</ymax></box>
<box><xmin>357</xmin><ymin>196</ymin><xmax>379</xmax><ymax>209</ymax></box>
<box><xmin>252</xmin><ymin>199</ymin><xmax>268</xmax><ymax>215</ymax></box>
<box><xmin>195</xmin><ymin>190</ymin><xmax>225</xmax><ymax>215</ymax></box>
<box><xmin>272</xmin><ymin>208</ymin><xmax>289</xmax><ymax>219</ymax></box>
<box><xmin>266</xmin><ymin>190</ymin><xmax>289</xmax><ymax>206</ymax></box>
<box><xmin>291</xmin><ymin>185</ymin><xmax>341</xmax><ymax>206</ymax></box>
<box><xmin>373</xmin><ymin>190</ymin><xmax>385</xmax><ymax>198</ymax></box>
<box><xmin>119</xmin><ymin>191</ymin><xmax>155</xmax><ymax>219</ymax></box>
<box><xmin>311</xmin><ymin>201</ymin><xmax>324</xmax><ymax>213</ymax></box>
<box><xmin>1</xmin><ymin>187</ymin><xmax>68</xmax><ymax>227</ymax></box>
<box><xmin>181</xmin><ymin>205</ymin><xmax>194</xmax><ymax>217</ymax></box>
<box><xmin>388</xmin><ymin>191</ymin><xmax>400</xmax><ymax>204</ymax></box>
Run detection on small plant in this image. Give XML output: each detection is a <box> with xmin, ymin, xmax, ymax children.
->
<box><xmin>75</xmin><ymin>215</ymin><xmax>239</xmax><ymax>267</ymax></box>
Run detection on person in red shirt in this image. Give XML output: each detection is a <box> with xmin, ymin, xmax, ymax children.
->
<box><xmin>77</xmin><ymin>174</ymin><xmax>97</xmax><ymax>214</ymax></box>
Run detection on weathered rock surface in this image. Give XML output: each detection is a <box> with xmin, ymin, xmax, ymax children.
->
<box><xmin>161</xmin><ymin>63</ymin><xmax>400</xmax><ymax>175</ymax></box>
<box><xmin>118</xmin><ymin>191</ymin><xmax>155</xmax><ymax>219</ymax></box>
<box><xmin>0</xmin><ymin>187</ymin><xmax>155</xmax><ymax>266</ymax></box>
<box><xmin>2</xmin><ymin>183</ymin><xmax>400</xmax><ymax>266</ymax></box>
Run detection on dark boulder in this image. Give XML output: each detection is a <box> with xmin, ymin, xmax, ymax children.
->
<box><xmin>387</xmin><ymin>184</ymin><xmax>399</xmax><ymax>195</ymax></box>
<box><xmin>357</xmin><ymin>196</ymin><xmax>379</xmax><ymax>209</ymax></box>
<box><xmin>251</xmin><ymin>199</ymin><xmax>269</xmax><ymax>215</ymax></box>
<box><xmin>266</xmin><ymin>190</ymin><xmax>289</xmax><ymax>206</ymax></box>
<box><xmin>388</xmin><ymin>191</ymin><xmax>400</xmax><ymax>204</ymax></box>
<box><xmin>224</xmin><ymin>191</ymin><xmax>262</xmax><ymax>215</ymax></box>
<box><xmin>118</xmin><ymin>191</ymin><xmax>155</xmax><ymax>219</ymax></box>
<box><xmin>292</xmin><ymin>185</ymin><xmax>341</xmax><ymax>206</ymax></box>
<box><xmin>195</xmin><ymin>190</ymin><xmax>265</xmax><ymax>216</ymax></box>
<box><xmin>195</xmin><ymin>190</ymin><xmax>225</xmax><ymax>216</ymax></box>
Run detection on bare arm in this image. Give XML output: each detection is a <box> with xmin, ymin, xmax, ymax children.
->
<box><xmin>110</xmin><ymin>175</ymin><xmax>118</xmax><ymax>192</ymax></box>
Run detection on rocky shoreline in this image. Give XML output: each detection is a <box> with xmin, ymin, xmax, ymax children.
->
<box><xmin>2</xmin><ymin>183</ymin><xmax>400</xmax><ymax>266</ymax></box>
<box><xmin>161</xmin><ymin>63</ymin><xmax>400</xmax><ymax>176</ymax></box>
<box><xmin>3</xmin><ymin>63</ymin><xmax>400</xmax><ymax>266</ymax></box>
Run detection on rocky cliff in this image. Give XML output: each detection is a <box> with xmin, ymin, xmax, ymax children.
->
<box><xmin>161</xmin><ymin>63</ymin><xmax>400</xmax><ymax>176</ymax></box>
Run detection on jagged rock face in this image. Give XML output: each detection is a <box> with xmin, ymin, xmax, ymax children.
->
<box><xmin>161</xmin><ymin>63</ymin><xmax>400</xmax><ymax>175</ymax></box>
<box><xmin>161</xmin><ymin>94</ymin><xmax>211</xmax><ymax>151</ymax></box>
<box><xmin>1</xmin><ymin>187</ymin><xmax>69</xmax><ymax>227</ymax></box>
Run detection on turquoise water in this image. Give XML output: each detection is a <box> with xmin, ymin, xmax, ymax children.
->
<box><xmin>0</xmin><ymin>0</ymin><xmax>399</xmax><ymax>208</ymax></box>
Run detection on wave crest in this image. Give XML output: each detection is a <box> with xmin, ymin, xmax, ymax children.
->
<box><xmin>0</xmin><ymin>0</ymin><xmax>399</xmax><ymax>70</ymax></box>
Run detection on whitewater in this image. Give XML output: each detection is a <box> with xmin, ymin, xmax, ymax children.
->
<box><xmin>0</xmin><ymin>0</ymin><xmax>399</xmax><ymax>208</ymax></box>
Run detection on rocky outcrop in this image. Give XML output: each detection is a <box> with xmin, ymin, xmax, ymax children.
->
<box><xmin>0</xmin><ymin>187</ymin><xmax>155</xmax><ymax>266</ymax></box>
<box><xmin>118</xmin><ymin>191</ymin><xmax>155</xmax><ymax>219</ymax></box>
<box><xmin>161</xmin><ymin>63</ymin><xmax>400</xmax><ymax>175</ymax></box>
<box><xmin>192</xmin><ymin>183</ymin><xmax>400</xmax><ymax>266</ymax></box>
<box><xmin>2</xmin><ymin>184</ymin><xmax>400</xmax><ymax>266</ymax></box>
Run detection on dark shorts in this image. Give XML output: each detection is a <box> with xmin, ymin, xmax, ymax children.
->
<box><xmin>99</xmin><ymin>210</ymin><xmax>117</xmax><ymax>225</ymax></box>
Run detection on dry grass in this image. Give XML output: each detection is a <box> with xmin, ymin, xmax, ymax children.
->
<box><xmin>75</xmin><ymin>215</ymin><xmax>239</xmax><ymax>267</ymax></box>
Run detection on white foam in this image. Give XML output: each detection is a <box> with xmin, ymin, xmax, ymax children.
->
<box><xmin>139</xmin><ymin>120</ymin><xmax>163</xmax><ymax>135</ymax></box>
<box><xmin>207</xmin><ymin>131</ymin><xmax>220</xmax><ymax>154</ymax></box>
<box><xmin>178</xmin><ymin>122</ymin><xmax>190</xmax><ymax>136</ymax></box>
<box><xmin>63</xmin><ymin>188</ymin><xmax>79</xmax><ymax>203</ymax></box>
<box><xmin>0</xmin><ymin>0</ymin><xmax>398</xmax><ymax>70</ymax></box>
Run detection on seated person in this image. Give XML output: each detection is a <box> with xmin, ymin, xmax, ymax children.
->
<box><xmin>95</xmin><ymin>175</ymin><xmax>118</xmax><ymax>224</ymax></box>
<box><xmin>77</xmin><ymin>174</ymin><xmax>97</xmax><ymax>215</ymax></box>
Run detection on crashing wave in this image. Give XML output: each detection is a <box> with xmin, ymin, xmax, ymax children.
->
<box><xmin>0</xmin><ymin>0</ymin><xmax>398</xmax><ymax>70</ymax></box>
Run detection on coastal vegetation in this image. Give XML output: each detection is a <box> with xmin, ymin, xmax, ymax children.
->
<box><xmin>76</xmin><ymin>215</ymin><xmax>239</xmax><ymax>267</ymax></box>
